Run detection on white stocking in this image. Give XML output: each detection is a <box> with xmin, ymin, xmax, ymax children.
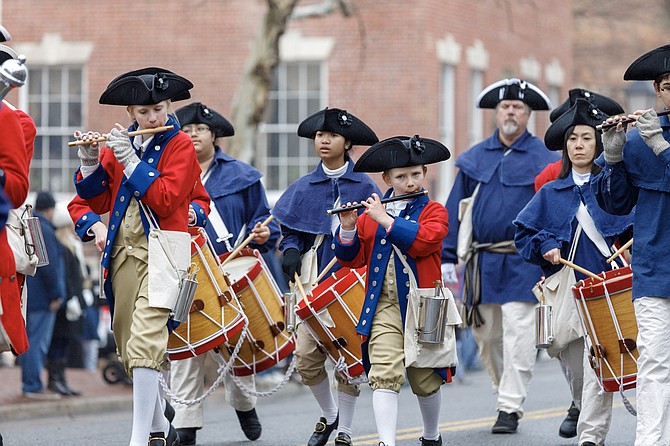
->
<box><xmin>417</xmin><ymin>389</ymin><xmax>441</xmax><ymax>440</ymax></box>
<box><xmin>337</xmin><ymin>391</ymin><xmax>357</xmax><ymax>435</ymax></box>
<box><xmin>129</xmin><ymin>367</ymin><xmax>159</xmax><ymax>446</ymax></box>
<box><xmin>373</xmin><ymin>389</ymin><xmax>398</xmax><ymax>446</ymax></box>
<box><xmin>309</xmin><ymin>378</ymin><xmax>338</xmax><ymax>424</ymax></box>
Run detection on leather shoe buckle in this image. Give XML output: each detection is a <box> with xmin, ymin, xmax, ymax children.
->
<box><xmin>314</xmin><ymin>421</ymin><xmax>327</xmax><ymax>433</ymax></box>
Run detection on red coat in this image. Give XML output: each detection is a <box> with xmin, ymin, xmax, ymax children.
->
<box><xmin>534</xmin><ymin>159</ymin><xmax>562</xmax><ymax>192</ymax></box>
<box><xmin>0</xmin><ymin>104</ymin><xmax>35</xmax><ymax>354</ymax></box>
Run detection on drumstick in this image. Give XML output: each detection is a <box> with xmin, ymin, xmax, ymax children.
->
<box><xmin>559</xmin><ymin>258</ymin><xmax>604</xmax><ymax>282</ymax></box>
<box><xmin>293</xmin><ymin>272</ymin><xmax>310</xmax><ymax>306</ymax></box>
<box><xmin>67</xmin><ymin>125</ymin><xmax>175</xmax><ymax>147</ymax></box>
<box><xmin>606</xmin><ymin>238</ymin><xmax>633</xmax><ymax>263</ymax></box>
<box><xmin>219</xmin><ymin>215</ymin><xmax>275</xmax><ymax>267</ymax></box>
<box><xmin>312</xmin><ymin>256</ymin><xmax>338</xmax><ymax>286</ymax></box>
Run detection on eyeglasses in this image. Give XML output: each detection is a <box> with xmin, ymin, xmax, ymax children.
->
<box><xmin>182</xmin><ymin>125</ymin><xmax>211</xmax><ymax>135</ymax></box>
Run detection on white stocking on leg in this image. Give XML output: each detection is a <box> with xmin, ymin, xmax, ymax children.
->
<box><xmin>373</xmin><ymin>389</ymin><xmax>398</xmax><ymax>446</ymax></box>
<box><xmin>417</xmin><ymin>389</ymin><xmax>442</xmax><ymax>441</ymax></box>
<box><xmin>309</xmin><ymin>378</ymin><xmax>338</xmax><ymax>424</ymax></box>
<box><xmin>129</xmin><ymin>367</ymin><xmax>160</xmax><ymax>446</ymax></box>
<box><xmin>337</xmin><ymin>391</ymin><xmax>357</xmax><ymax>435</ymax></box>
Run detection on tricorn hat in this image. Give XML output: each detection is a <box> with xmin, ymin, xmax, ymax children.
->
<box><xmin>297</xmin><ymin>107</ymin><xmax>379</xmax><ymax>146</ymax></box>
<box><xmin>99</xmin><ymin>67</ymin><xmax>193</xmax><ymax>106</ymax></box>
<box><xmin>549</xmin><ymin>89</ymin><xmax>624</xmax><ymax>123</ymax></box>
<box><xmin>0</xmin><ymin>25</ymin><xmax>11</xmax><ymax>43</ymax></box>
<box><xmin>477</xmin><ymin>78</ymin><xmax>552</xmax><ymax>110</ymax></box>
<box><xmin>353</xmin><ymin>135</ymin><xmax>451</xmax><ymax>173</ymax></box>
<box><xmin>623</xmin><ymin>44</ymin><xmax>670</xmax><ymax>81</ymax></box>
<box><xmin>544</xmin><ymin>98</ymin><xmax>611</xmax><ymax>151</ymax></box>
<box><xmin>176</xmin><ymin>102</ymin><xmax>234</xmax><ymax>138</ymax></box>
<box><xmin>0</xmin><ymin>44</ymin><xmax>17</xmax><ymax>65</ymax></box>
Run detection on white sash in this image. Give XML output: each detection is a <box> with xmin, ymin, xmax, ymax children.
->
<box><xmin>201</xmin><ymin>170</ymin><xmax>234</xmax><ymax>248</ymax></box>
<box><xmin>575</xmin><ymin>202</ymin><xmax>612</xmax><ymax>258</ymax></box>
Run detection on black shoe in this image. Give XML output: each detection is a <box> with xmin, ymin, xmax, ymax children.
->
<box><xmin>419</xmin><ymin>435</ymin><xmax>442</xmax><ymax>446</ymax></box>
<box><xmin>176</xmin><ymin>427</ymin><xmax>196</xmax><ymax>446</ymax></box>
<box><xmin>149</xmin><ymin>424</ymin><xmax>180</xmax><ymax>446</ymax></box>
<box><xmin>164</xmin><ymin>401</ymin><xmax>175</xmax><ymax>423</ymax></box>
<box><xmin>559</xmin><ymin>402</ymin><xmax>580</xmax><ymax>438</ymax></box>
<box><xmin>334</xmin><ymin>432</ymin><xmax>353</xmax><ymax>445</ymax></box>
<box><xmin>307</xmin><ymin>415</ymin><xmax>338</xmax><ymax>446</ymax></box>
<box><xmin>581</xmin><ymin>443</ymin><xmax>596</xmax><ymax>446</ymax></box>
<box><xmin>491</xmin><ymin>411</ymin><xmax>518</xmax><ymax>434</ymax></box>
<box><xmin>235</xmin><ymin>408</ymin><xmax>262</xmax><ymax>440</ymax></box>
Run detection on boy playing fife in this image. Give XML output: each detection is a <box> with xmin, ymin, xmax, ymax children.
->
<box><xmin>334</xmin><ymin>135</ymin><xmax>453</xmax><ymax>446</ymax></box>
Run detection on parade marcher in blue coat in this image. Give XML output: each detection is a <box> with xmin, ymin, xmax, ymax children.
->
<box><xmin>592</xmin><ymin>44</ymin><xmax>670</xmax><ymax>446</ymax></box>
<box><xmin>515</xmin><ymin>98</ymin><xmax>633</xmax><ymax>446</ymax></box>
<box><xmin>273</xmin><ymin>107</ymin><xmax>380</xmax><ymax>446</ymax></box>
<box><xmin>441</xmin><ymin>78</ymin><xmax>559</xmax><ymax>434</ymax></box>
<box><xmin>168</xmin><ymin>102</ymin><xmax>280</xmax><ymax>445</ymax></box>
<box><xmin>0</xmin><ymin>187</ymin><xmax>8</xmax><ymax>228</ymax></box>
<box><xmin>335</xmin><ymin>135</ymin><xmax>452</xmax><ymax>446</ymax></box>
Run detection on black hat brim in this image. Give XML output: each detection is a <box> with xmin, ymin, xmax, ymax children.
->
<box><xmin>0</xmin><ymin>44</ymin><xmax>17</xmax><ymax>65</ymax></box>
<box><xmin>549</xmin><ymin>89</ymin><xmax>624</xmax><ymax>123</ymax></box>
<box><xmin>624</xmin><ymin>45</ymin><xmax>670</xmax><ymax>81</ymax></box>
<box><xmin>354</xmin><ymin>135</ymin><xmax>451</xmax><ymax>173</ymax></box>
<box><xmin>176</xmin><ymin>102</ymin><xmax>234</xmax><ymax>138</ymax></box>
<box><xmin>0</xmin><ymin>26</ymin><xmax>11</xmax><ymax>43</ymax></box>
<box><xmin>544</xmin><ymin>99</ymin><xmax>609</xmax><ymax>151</ymax></box>
<box><xmin>297</xmin><ymin>108</ymin><xmax>378</xmax><ymax>146</ymax></box>
<box><xmin>99</xmin><ymin>67</ymin><xmax>193</xmax><ymax>106</ymax></box>
<box><xmin>477</xmin><ymin>78</ymin><xmax>552</xmax><ymax>110</ymax></box>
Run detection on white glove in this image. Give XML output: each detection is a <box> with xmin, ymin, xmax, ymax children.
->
<box><xmin>636</xmin><ymin>109</ymin><xmax>670</xmax><ymax>156</ymax></box>
<box><xmin>74</xmin><ymin>131</ymin><xmax>101</xmax><ymax>167</ymax></box>
<box><xmin>107</xmin><ymin>128</ymin><xmax>140</xmax><ymax>168</ymax></box>
<box><xmin>441</xmin><ymin>263</ymin><xmax>458</xmax><ymax>284</ymax></box>
<box><xmin>601</xmin><ymin>122</ymin><xmax>626</xmax><ymax>164</ymax></box>
<box><xmin>66</xmin><ymin>296</ymin><xmax>82</xmax><ymax>321</ymax></box>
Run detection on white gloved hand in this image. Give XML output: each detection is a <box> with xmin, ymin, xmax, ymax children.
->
<box><xmin>74</xmin><ymin>131</ymin><xmax>101</xmax><ymax>166</ymax></box>
<box><xmin>441</xmin><ymin>263</ymin><xmax>458</xmax><ymax>284</ymax></box>
<box><xmin>636</xmin><ymin>109</ymin><xmax>670</xmax><ymax>156</ymax></box>
<box><xmin>601</xmin><ymin>121</ymin><xmax>626</xmax><ymax>164</ymax></box>
<box><xmin>107</xmin><ymin>128</ymin><xmax>140</xmax><ymax>168</ymax></box>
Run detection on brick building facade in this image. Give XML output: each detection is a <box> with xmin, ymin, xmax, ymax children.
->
<box><xmin>2</xmin><ymin>0</ymin><xmax>573</xmax><ymax>203</ymax></box>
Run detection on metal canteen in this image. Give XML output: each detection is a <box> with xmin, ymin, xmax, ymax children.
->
<box><xmin>0</xmin><ymin>54</ymin><xmax>27</xmax><ymax>101</ymax></box>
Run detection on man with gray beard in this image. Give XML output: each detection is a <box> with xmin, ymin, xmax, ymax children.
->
<box><xmin>440</xmin><ymin>79</ymin><xmax>559</xmax><ymax>435</ymax></box>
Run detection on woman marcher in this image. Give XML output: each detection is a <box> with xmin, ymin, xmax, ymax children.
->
<box><xmin>72</xmin><ymin>67</ymin><xmax>209</xmax><ymax>446</ymax></box>
<box><xmin>514</xmin><ymin>98</ymin><xmax>634</xmax><ymax>446</ymax></box>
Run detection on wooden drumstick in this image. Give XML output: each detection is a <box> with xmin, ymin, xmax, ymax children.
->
<box><xmin>219</xmin><ymin>215</ymin><xmax>275</xmax><ymax>267</ymax></box>
<box><xmin>67</xmin><ymin>125</ymin><xmax>175</xmax><ymax>147</ymax></box>
<box><xmin>559</xmin><ymin>258</ymin><xmax>604</xmax><ymax>282</ymax></box>
<box><xmin>312</xmin><ymin>256</ymin><xmax>338</xmax><ymax>286</ymax></box>
<box><xmin>294</xmin><ymin>272</ymin><xmax>310</xmax><ymax>306</ymax></box>
<box><xmin>606</xmin><ymin>238</ymin><xmax>633</xmax><ymax>264</ymax></box>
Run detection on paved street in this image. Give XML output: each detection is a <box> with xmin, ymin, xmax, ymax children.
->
<box><xmin>0</xmin><ymin>354</ymin><xmax>637</xmax><ymax>445</ymax></box>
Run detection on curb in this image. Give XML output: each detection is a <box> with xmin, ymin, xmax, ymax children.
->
<box><xmin>0</xmin><ymin>394</ymin><xmax>132</xmax><ymax>421</ymax></box>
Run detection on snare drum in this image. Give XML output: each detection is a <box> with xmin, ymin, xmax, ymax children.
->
<box><xmin>218</xmin><ymin>249</ymin><xmax>295</xmax><ymax>376</ymax></box>
<box><xmin>167</xmin><ymin>231</ymin><xmax>245</xmax><ymax>360</ymax></box>
<box><xmin>295</xmin><ymin>266</ymin><xmax>366</xmax><ymax>381</ymax></box>
<box><xmin>572</xmin><ymin>265</ymin><xmax>638</xmax><ymax>392</ymax></box>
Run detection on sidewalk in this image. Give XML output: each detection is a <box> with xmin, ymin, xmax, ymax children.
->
<box><xmin>0</xmin><ymin>361</ymin><xmax>132</xmax><ymax>421</ymax></box>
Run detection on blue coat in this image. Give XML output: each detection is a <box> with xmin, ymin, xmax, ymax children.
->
<box><xmin>0</xmin><ymin>189</ymin><xmax>8</xmax><ymax>228</ymax></box>
<box><xmin>442</xmin><ymin>129</ymin><xmax>560</xmax><ymax>304</ymax></box>
<box><xmin>592</xmin><ymin>114</ymin><xmax>670</xmax><ymax>299</ymax></box>
<box><xmin>26</xmin><ymin>213</ymin><xmax>66</xmax><ymax>312</ymax></box>
<box><xmin>202</xmin><ymin>148</ymin><xmax>279</xmax><ymax>255</ymax></box>
<box><xmin>273</xmin><ymin>158</ymin><xmax>380</xmax><ymax>278</ymax></box>
<box><xmin>515</xmin><ymin>175</ymin><xmax>633</xmax><ymax>280</ymax></box>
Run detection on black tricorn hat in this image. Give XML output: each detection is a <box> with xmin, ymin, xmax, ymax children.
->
<box><xmin>0</xmin><ymin>44</ymin><xmax>17</xmax><ymax>65</ymax></box>
<box><xmin>99</xmin><ymin>67</ymin><xmax>193</xmax><ymax>106</ymax></box>
<box><xmin>0</xmin><ymin>25</ymin><xmax>11</xmax><ymax>43</ymax></box>
<box><xmin>297</xmin><ymin>107</ymin><xmax>378</xmax><ymax>146</ymax></box>
<box><xmin>624</xmin><ymin>44</ymin><xmax>670</xmax><ymax>81</ymax></box>
<box><xmin>176</xmin><ymin>102</ymin><xmax>234</xmax><ymax>138</ymax></box>
<box><xmin>477</xmin><ymin>78</ymin><xmax>552</xmax><ymax>110</ymax></box>
<box><xmin>550</xmin><ymin>89</ymin><xmax>624</xmax><ymax>123</ymax></box>
<box><xmin>544</xmin><ymin>99</ymin><xmax>611</xmax><ymax>151</ymax></box>
<box><xmin>353</xmin><ymin>135</ymin><xmax>451</xmax><ymax>173</ymax></box>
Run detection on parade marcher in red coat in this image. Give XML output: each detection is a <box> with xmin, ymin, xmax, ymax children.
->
<box><xmin>334</xmin><ymin>135</ymin><xmax>452</xmax><ymax>446</ymax></box>
<box><xmin>72</xmin><ymin>67</ymin><xmax>209</xmax><ymax>446</ymax></box>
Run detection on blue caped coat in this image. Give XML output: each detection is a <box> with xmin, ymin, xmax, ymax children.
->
<box><xmin>442</xmin><ymin>129</ymin><xmax>560</xmax><ymax>304</ymax></box>
<box><xmin>592</xmin><ymin>114</ymin><xmax>670</xmax><ymax>299</ymax></box>
<box><xmin>515</xmin><ymin>175</ymin><xmax>634</xmax><ymax>280</ymax></box>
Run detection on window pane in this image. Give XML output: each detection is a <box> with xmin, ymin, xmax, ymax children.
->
<box><xmin>48</xmin><ymin>102</ymin><xmax>62</xmax><ymax>126</ymax></box>
<box><xmin>287</xmin><ymin>98</ymin><xmax>299</xmax><ymax>124</ymax></box>
<box><xmin>307</xmin><ymin>63</ymin><xmax>320</xmax><ymax>90</ymax></box>
<box><xmin>68</xmin><ymin>69</ymin><xmax>82</xmax><ymax>95</ymax></box>
<box><xmin>268</xmin><ymin>165</ymin><xmax>279</xmax><ymax>190</ymax></box>
<box><xmin>307</xmin><ymin>98</ymin><xmax>320</xmax><ymax>116</ymax></box>
<box><xmin>267</xmin><ymin>133</ymin><xmax>279</xmax><ymax>158</ymax></box>
<box><xmin>28</xmin><ymin>70</ymin><xmax>42</xmax><ymax>95</ymax></box>
<box><xmin>68</xmin><ymin>101</ymin><xmax>82</xmax><ymax>127</ymax></box>
<box><xmin>49</xmin><ymin>68</ymin><xmax>62</xmax><ymax>95</ymax></box>
<box><xmin>264</xmin><ymin>98</ymin><xmax>278</xmax><ymax>124</ymax></box>
<box><xmin>29</xmin><ymin>101</ymin><xmax>42</xmax><ymax>126</ymax></box>
<box><xmin>286</xmin><ymin>64</ymin><xmax>300</xmax><ymax>91</ymax></box>
<box><xmin>287</xmin><ymin>133</ymin><xmax>301</xmax><ymax>157</ymax></box>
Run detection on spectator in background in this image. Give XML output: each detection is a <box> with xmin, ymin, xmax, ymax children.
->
<box><xmin>20</xmin><ymin>191</ymin><xmax>66</xmax><ymax>399</ymax></box>
<box><xmin>46</xmin><ymin>204</ymin><xmax>90</xmax><ymax>396</ymax></box>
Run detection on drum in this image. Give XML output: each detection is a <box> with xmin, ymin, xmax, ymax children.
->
<box><xmin>572</xmin><ymin>265</ymin><xmax>638</xmax><ymax>392</ymax></box>
<box><xmin>295</xmin><ymin>266</ymin><xmax>366</xmax><ymax>382</ymax></box>
<box><xmin>218</xmin><ymin>249</ymin><xmax>295</xmax><ymax>376</ymax></box>
<box><xmin>167</xmin><ymin>231</ymin><xmax>245</xmax><ymax>360</ymax></box>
